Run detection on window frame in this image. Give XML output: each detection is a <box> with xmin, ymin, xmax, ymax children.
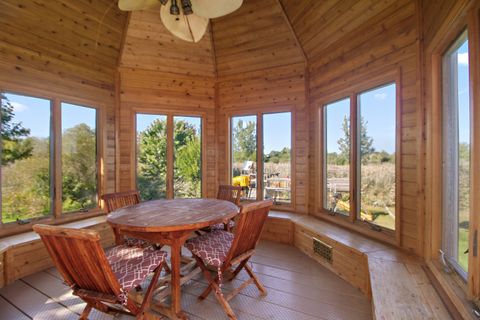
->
<box><xmin>424</xmin><ymin>2</ymin><xmax>480</xmax><ymax>308</ymax></box>
<box><xmin>441</xmin><ymin>30</ymin><xmax>470</xmax><ymax>280</ymax></box>
<box><xmin>0</xmin><ymin>88</ymin><xmax>105</xmax><ymax>235</ymax></box>
<box><xmin>133</xmin><ymin>109</ymin><xmax>206</xmax><ymax>200</ymax></box>
<box><xmin>316</xmin><ymin>70</ymin><xmax>401</xmax><ymax>245</ymax></box>
<box><xmin>227</xmin><ymin>106</ymin><xmax>295</xmax><ymax>211</ymax></box>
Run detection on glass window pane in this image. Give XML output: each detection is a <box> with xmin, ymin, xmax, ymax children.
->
<box><xmin>358</xmin><ymin>83</ymin><xmax>396</xmax><ymax>230</ymax></box>
<box><xmin>1</xmin><ymin>93</ymin><xmax>51</xmax><ymax>222</ymax></box>
<box><xmin>456</xmin><ymin>39</ymin><xmax>470</xmax><ymax>272</ymax></box>
<box><xmin>324</xmin><ymin>98</ymin><xmax>350</xmax><ymax>216</ymax></box>
<box><xmin>232</xmin><ymin>115</ymin><xmax>257</xmax><ymax>200</ymax></box>
<box><xmin>173</xmin><ymin>116</ymin><xmax>202</xmax><ymax>198</ymax></box>
<box><xmin>263</xmin><ymin>112</ymin><xmax>291</xmax><ymax>205</ymax></box>
<box><xmin>61</xmin><ymin>103</ymin><xmax>97</xmax><ymax>212</ymax></box>
<box><xmin>443</xmin><ymin>33</ymin><xmax>470</xmax><ymax>273</ymax></box>
<box><xmin>136</xmin><ymin>114</ymin><xmax>167</xmax><ymax>200</ymax></box>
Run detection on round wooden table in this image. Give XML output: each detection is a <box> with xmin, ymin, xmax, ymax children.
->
<box><xmin>107</xmin><ymin>198</ymin><xmax>239</xmax><ymax>319</ymax></box>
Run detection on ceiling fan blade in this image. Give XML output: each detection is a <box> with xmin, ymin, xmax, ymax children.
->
<box><xmin>190</xmin><ymin>0</ymin><xmax>243</xmax><ymax>19</ymax></box>
<box><xmin>160</xmin><ymin>5</ymin><xmax>209</xmax><ymax>42</ymax></box>
<box><xmin>118</xmin><ymin>0</ymin><xmax>161</xmax><ymax>11</ymax></box>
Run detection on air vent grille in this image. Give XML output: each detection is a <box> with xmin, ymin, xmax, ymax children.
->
<box><xmin>313</xmin><ymin>237</ymin><xmax>333</xmax><ymax>263</ymax></box>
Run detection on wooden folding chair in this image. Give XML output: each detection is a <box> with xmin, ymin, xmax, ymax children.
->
<box><xmin>33</xmin><ymin>224</ymin><xmax>168</xmax><ymax>320</ymax></box>
<box><xmin>102</xmin><ymin>190</ymin><xmax>147</xmax><ymax>247</ymax></box>
<box><xmin>102</xmin><ymin>190</ymin><xmax>140</xmax><ymax>212</ymax></box>
<box><xmin>185</xmin><ymin>199</ymin><xmax>273</xmax><ymax>319</ymax></box>
<box><xmin>209</xmin><ymin>185</ymin><xmax>242</xmax><ymax>232</ymax></box>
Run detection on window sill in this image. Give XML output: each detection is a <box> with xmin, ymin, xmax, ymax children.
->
<box><xmin>312</xmin><ymin>209</ymin><xmax>397</xmax><ymax>247</ymax></box>
<box><xmin>0</xmin><ymin>208</ymin><xmax>105</xmax><ymax>238</ymax></box>
<box><xmin>425</xmin><ymin>260</ymin><xmax>478</xmax><ymax>319</ymax></box>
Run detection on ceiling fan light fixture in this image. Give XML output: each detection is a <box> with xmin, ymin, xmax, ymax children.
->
<box><xmin>160</xmin><ymin>5</ymin><xmax>208</xmax><ymax>42</ymax></box>
<box><xmin>170</xmin><ymin>0</ymin><xmax>180</xmax><ymax>15</ymax></box>
<box><xmin>181</xmin><ymin>0</ymin><xmax>193</xmax><ymax>15</ymax></box>
<box><xmin>189</xmin><ymin>0</ymin><xmax>243</xmax><ymax>19</ymax></box>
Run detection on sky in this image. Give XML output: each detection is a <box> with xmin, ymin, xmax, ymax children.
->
<box><xmin>457</xmin><ymin>39</ymin><xmax>469</xmax><ymax>144</ymax></box>
<box><xmin>136</xmin><ymin>114</ymin><xmax>201</xmax><ymax>135</ymax></box>
<box><xmin>2</xmin><ymin>93</ymin><xmax>96</xmax><ymax>138</ymax></box>
<box><xmin>231</xmin><ymin>113</ymin><xmax>292</xmax><ymax>154</ymax></box>
<box><xmin>325</xmin><ymin>83</ymin><xmax>397</xmax><ymax>154</ymax></box>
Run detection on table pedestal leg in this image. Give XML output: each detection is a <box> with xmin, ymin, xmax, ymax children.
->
<box><xmin>170</xmin><ymin>240</ymin><xmax>187</xmax><ymax>320</ymax></box>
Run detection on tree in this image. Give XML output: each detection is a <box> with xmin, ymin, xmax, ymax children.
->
<box><xmin>137</xmin><ymin>119</ymin><xmax>201</xmax><ymax>200</ymax></box>
<box><xmin>264</xmin><ymin>147</ymin><xmax>290</xmax><ymax>164</ymax></box>
<box><xmin>233</xmin><ymin>120</ymin><xmax>256</xmax><ymax>162</ymax></box>
<box><xmin>337</xmin><ymin>115</ymin><xmax>374</xmax><ymax>164</ymax></box>
<box><xmin>173</xmin><ymin>120</ymin><xmax>201</xmax><ymax>198</ymax></box>
<box><xmin>61</xmin><ymin>123</ymin><xmax>97</xmax><ymax>210</ymax></box>
<box><xmin>1</xmin><ymin>94</ymin><xmax>33</xmax><ymax>166</ymax></box>
<box><xmin>137</xmin><ymin>119</ymin><xmax>168</xmax><ymax>200</ymax></box>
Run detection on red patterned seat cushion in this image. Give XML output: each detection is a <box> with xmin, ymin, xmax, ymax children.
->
<box><xmin>105</xmin><ymin>245</ymin><xmax>167</xmax><ymax>292</ymax></box>
<box><xmin>123</xmin><ymin>236</ymin><xmax>149</xmax><ymax>247</ymax></box>
<box><xmin>210</xmin><ymin>220</ymin><xmax>235</xmax><ymax>231</ymax></box>
<box><xmin>185</xmin><ymin>230</ymin><xmax>234</xmax><ymax>268</ymax></box>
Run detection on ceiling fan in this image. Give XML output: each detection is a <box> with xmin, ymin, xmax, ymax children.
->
<box><xmin>118</xmin><ymin>0</ymin><xmax>243</xmax><ymax>43</ymax></box>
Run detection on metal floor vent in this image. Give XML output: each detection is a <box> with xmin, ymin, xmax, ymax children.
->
<box><xmin>313</xmin><ymin>237</ymin><xmax>333</xmax><ymax>263</ymax></box>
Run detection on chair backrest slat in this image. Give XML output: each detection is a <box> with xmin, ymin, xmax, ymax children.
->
<box><xmin>33</xmin><ymin>224</ymin><xmax>122</xmax><ymax>298</ymax></box>
<box><xmin>225</xmin><ymin>200</ymin><xmax>273</xmax><ymax>264</ymax></box>
<box><xmin>217</xmin><ymin>185</ymin><xmax>242</xmax><ymax>206</ymax></box>
<box><xmin>102</xmin><ymin>190</ymin><xmax>140</xmax><ymax>213</ymax></box>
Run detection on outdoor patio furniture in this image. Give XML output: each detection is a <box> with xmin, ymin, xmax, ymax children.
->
<box><xmin>33</xmin><ymin>224</ymin><xmax>168</xmax><ymax>320</ymax></box>
<box><xmin>185</xmin><ymin>199</ymin><xmax>273</xmax><ymax>320</ymax></box>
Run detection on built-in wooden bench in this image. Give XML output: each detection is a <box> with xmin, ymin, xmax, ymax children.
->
<box><xmin>0</xmin><ymin>216</ymin><xmax>115</xmax><ymax>288</ymax></box>
<box><xmin>0</xmin><ymin>212</ymin><xmax>453</xmax><ymax>319</ymax></box>
<box><xmin>261</xmin><ymin>211</ymin><xmax>452</xmax><ymax>319</ymax></box>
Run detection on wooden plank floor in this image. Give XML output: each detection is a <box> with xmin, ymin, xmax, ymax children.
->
<box><xmin>0</xmin><ymin>240</ymin><xmax>372</xmax><ymax>320</ymax></box>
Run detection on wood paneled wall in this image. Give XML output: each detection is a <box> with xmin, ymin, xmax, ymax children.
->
<box><xmin>1</xmin><ymin>0</ymin><xmax>461</xmax><ymax>259</ymax></box>
<box><xmin>0</xmin><ymin>0</ymin><xmax>127</xmax><ymax>196</ymax></box>
<box><xmin>117</xmin><ymin>68</ymin><xmax>216</xmax><ymax>196</ymax></box>
<box><xmin>216</xmin><ymin>63</ymin><xmax>309</xmax><ymax>213</ymax></box>
<box><xmin>117</xmin><ymin>8</ymin><xmax>217</xmax><ymax>196</ymax></box>
<box><xmin>282</xmin><ymin>0</ymin><xmax>422</xmax><ymax>254</ymax></box>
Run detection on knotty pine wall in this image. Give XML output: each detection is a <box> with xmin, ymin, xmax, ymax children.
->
<box><xmin>213</xmin><ymin>0</ymin><xmax>309</xmax><ymax>213</ymax></box>
<box><xmin>0</xmin><ymin>0</ymin><xmax>127</xmax><ymax>196</ymax></box>
<box><xmin>282</xmin><ymin>0</ymin><xmax>422</xmax><ymax>254</ymax></box>
<box><xmin>215</xmin><ymin>63</ymin><xmax>309</xmax><ymax>213</ymax></box>
<box><xmin>117</xmin><ymin>9</ymin><xmax>217</xmax><ymax>197</ymax></box>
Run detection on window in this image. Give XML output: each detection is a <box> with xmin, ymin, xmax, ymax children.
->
<box><xmin>231</xmin><ymin>115</ymin><xmax>257</xmax><ymax>200</ymax></box>
<box><xmin>320</xmin><ymin>81</ymin><xmax>397</xmax><ymax>233</ymax></box>
<box><xmin>323</xmin><ymin>98</ymin><xmax>350</xmax><ymax>216</ymax></box>
<box><xmin>173</xmin><ymin>116</ymin><xmax>202</xmax><ymax>198</ymax></box>
<box><xmin>230</xmin><ymin>112</ymin><xmax>292</xmax><ymax>205</ymax></box>
<box><xmin>61</xmin><ymin>103</ymin><xmax>97</xmax><ymax>212</ymax></box>
<box><xmin>358</xmin><ymin>83</ymin><xmax>396</xmax><ymax>230</ymax></box>
<box><xmin>136</xmin><ymin>114</ymin><xmax>168</xmax><ymax>200</ymax></box>
<box><xmin>263</xmin><ymin>113</ymin><xmax>292</xmax><ymax>204</ymax></box>
<box><xmin>0</xmin><ymin>93</ymin><xmax>101</xmax><ymax>224</ymax></box>
<box><xmin>442</xmin><ymin>31</ymin><xmax>470</xmax><ymax>275</ymax></box>
<box><xmin>1</xmin><ymin>93</ymin><xmax>52</xmax><ymax>223</ymax></box>
<box><xmin>136</xmin><ymin>113</ymin><xmax>203</xmax><ymax>200</ymax></box>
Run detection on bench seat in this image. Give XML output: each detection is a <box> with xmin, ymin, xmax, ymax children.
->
<box><xmin>261</xmin><ymin>211</ymin><xmax>452</xmax><ymax>319</ymax></box>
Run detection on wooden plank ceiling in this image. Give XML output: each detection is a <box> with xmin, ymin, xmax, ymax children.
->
<box><xmin>0</xmin><ymin>0</ymin><xmax>128</xmax><ymax>94</ymax></box>
<box><xmin>120</xmin><ymin>8</ymin><xmax>215</xmax><ymax>77</ymax></box>
<box><xmin>211</xmin><ymin>0</ymin><xmax>305</xmax><ymax>76</ymax></box>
